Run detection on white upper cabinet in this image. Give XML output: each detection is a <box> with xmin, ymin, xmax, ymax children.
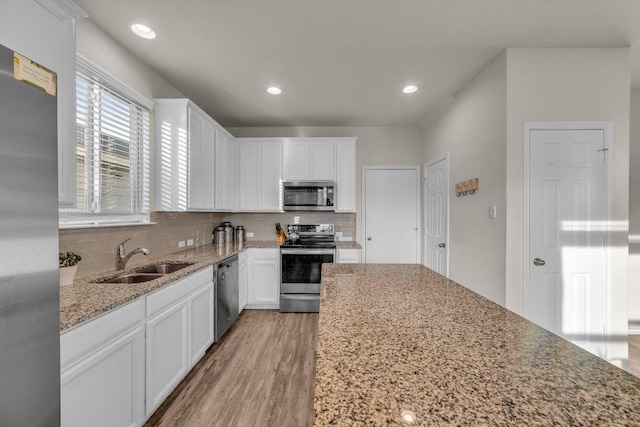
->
<box><xmin>283</xmin><ymin>139</ymin><xmax>335</xmax><ymax>181</ymax></box>
<box><xmin>214</xmin><ymin>129</ymin><xmax>234</xmax><ymax>211</ymax></box>
<box><xmin>1</xmin><ymin>0</ymin><xmax>87</xmax><ymax>206</ymax></box>
<box><xmin>154</xmin><ymin>98</ymin><xmax>234</xmax><ymax>212</ymax></box>
<box><xmin>188</xmin><ymin>108</ymin><xmax>215</xmax><ymax>210</ymax></box>
<box><xmin>237</xmin><ymin>139</ymin><xmax>283</xmax><ymax>212</ymax></box>
<box><xmin>335</xmin><ymin>138</ymin><xmax>357</xmax><ymax>212</ymax></box>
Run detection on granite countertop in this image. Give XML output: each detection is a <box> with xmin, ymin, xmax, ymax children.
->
<box><xmin>59</xmin><ymin>241</ymin><xmax>277</xmax><ymax>332</ymax></box>
<box><xmin>60</xmin><ymin>240</ymin><xmax>361</xmax><ymax>332</ymax></box>
<box><xmin>314</xmin><ymin>264</ymin><xmax>640</xmax><ymax>426</ymax></box>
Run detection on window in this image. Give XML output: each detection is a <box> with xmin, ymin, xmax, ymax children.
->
<box><xmin>59</xmin><ymin>56</ymin><xmax>152</xmax><ymax>227</ymax></box>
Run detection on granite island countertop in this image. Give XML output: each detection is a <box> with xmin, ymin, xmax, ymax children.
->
<box><xmin>314</xmin><ymin>264</ymin><xmax>640</xmax><ymax>426</ymax></box>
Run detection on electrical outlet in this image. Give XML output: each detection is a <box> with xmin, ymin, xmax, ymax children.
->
<box><xmin>246</xmin><ymin>232</ymin><xmax>254</xmax><ymax>238</ymax></box>
<box><xmin>335</xmin><ymin>231</ymin><xmax>343</xmax><ymax>237</ymax></box>
<box><xmin>187</xmin><ymin>239</ymin><xmax>194</xmax><ymax>246</ymax></box>
<box><xmin>178</xmin><ymin>240</ymin><xmax>186</xmax><ymax>248</ymax></box>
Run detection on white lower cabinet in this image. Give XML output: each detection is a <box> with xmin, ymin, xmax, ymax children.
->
<box><xmin>61</xmin><ymin>300</ymin><xmax>145</xmax><ymax>427</ymax></box>
<box><xmin>246</xmin><ymin>248</ymin><xmax>280</xmax><ymax>309</ymax></box>
<box><xmin>61</xmin><ymin>266</ymin><xmax>214</xmax><ymax>426</ymax></box>
<box><xmin>145</xmin><ymin>266</ymin><xmax>214</xmax><ymax>417</ymax></box>
<box><xmin>145</xmin><ymin>299</ymin><xmax>189</xmax><ymax>415</ymax></box>
<box><xmin>238</xmin><ymin>249</ymin><xmax>249</xmax><ymax>313</ymax></box>
<box><xmin>337</xmin><ymin>248</ymin><xmax>361</xmax><ymax>264</ymax></box>
<box><xmin>189</xmin><ymin>283</ymin><xmax>214</xmax><ymax>366</ymax></box>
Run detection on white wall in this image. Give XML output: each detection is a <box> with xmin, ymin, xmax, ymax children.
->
<box><xmin>504</xmin><ymin>48</ymin><xmax>630</xmax><ymax>366</ymax></box>
<box><xmin>420</xmin><ymin>52</ymin><xmax>507</xmax><ymax>304</ymax></box>
<box><xmin>76</xmin><ymin>19</ymin><xmax>183</xmax><ymax>100</ymax></box>
<box><xmin>629</xmin><ymin>89</ymin><xmax>640</xmax><ymax>332</ymax></box>
<box><xmin>227</xmin><ymin>126</ymin><xmax>423</xmax><ymax>244</ymax></box>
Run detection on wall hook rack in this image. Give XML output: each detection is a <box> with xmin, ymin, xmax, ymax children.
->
<box><xmin>456</xmin><ymin>178</ymin><xmax>478</xmax><ymax>197</ymax></box>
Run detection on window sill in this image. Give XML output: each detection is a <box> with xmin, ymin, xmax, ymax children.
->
<box><xmin>59</xmin><ymin>221</ymin><xmax>157</xmax><ymax>230</ymax></box>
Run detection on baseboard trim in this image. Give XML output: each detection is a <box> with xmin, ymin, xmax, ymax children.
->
<box><xmin>629</xmin><ymin>326</ymin><xmax>640</xmax><ymax>335</ymax></box>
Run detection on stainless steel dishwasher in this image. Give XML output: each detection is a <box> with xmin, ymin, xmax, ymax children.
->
<box><xmin>214</xmin><ymin>255</ymin><xmax>239</xmax><ymax>341</ymax></box>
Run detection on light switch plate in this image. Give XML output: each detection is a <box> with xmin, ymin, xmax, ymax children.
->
<box><xmin>489</xmin><ymin>205</ymin><xmax>497</xmax><ymax>219</ymax></box>
<box><xmin>187</xmin><ymin>239</ymin><xmax>194</xmax><ymax>246</ymax></box>
<box><xmin>246</xmin><ymin>232</ymin><xmax>254</xmax><ymax>238</ymax></box>
<box><xmin>179</xmin><ymin>240</ymin><xmax>186</xmax><ymax>248</ymax></box>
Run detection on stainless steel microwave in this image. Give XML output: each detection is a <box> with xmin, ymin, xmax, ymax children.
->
<box><xmin>283</xmin><ymin>181</ymin><xmax>336</xmax><ymax>211</ymax></box>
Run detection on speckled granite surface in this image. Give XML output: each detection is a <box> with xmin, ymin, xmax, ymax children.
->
<box><xmin>314</xmin><ymin>264</ymin><xmax>640</xmax><ymax>426</ymax></box>
<box><xmin>59</xmin><ymin>241</ymin><xmax>277</xmax><ymax>331</ymax></box>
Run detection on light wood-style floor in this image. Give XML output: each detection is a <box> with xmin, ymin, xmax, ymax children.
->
<box><xmin>144</xmin><ymin>310</ymin><xmax>318</xmax><ymax>427</ymax></box>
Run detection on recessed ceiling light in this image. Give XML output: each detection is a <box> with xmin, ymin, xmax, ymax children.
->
<box><xmin>400</xmin><ymin>410</ymin><xmax>416</xmax><ymax>423</ymax></box>
<box><xmin>403</xmin><ymin>85</ymin><xmax>418</xmax><ymax>94</ymax></box>
<box><xmin>130</xmin><ymin>23</ymin><xmax>156</xmax><ymax>40</ymax></box>
<box><xmin>267</xmin><ymin>86</ymin><xmax>282</xmax><ymax>95</ymax></box>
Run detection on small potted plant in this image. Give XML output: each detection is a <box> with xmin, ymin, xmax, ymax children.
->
<box><xmin>59</xmin><ymin>251</ymin><xmax>82</xmax><ymax>287</ymax></box>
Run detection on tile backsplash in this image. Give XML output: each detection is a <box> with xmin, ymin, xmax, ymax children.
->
<box><xmin>59</xmin><ymin>211</ymin><xmax>356</xmax><ymax>277</ymax></box>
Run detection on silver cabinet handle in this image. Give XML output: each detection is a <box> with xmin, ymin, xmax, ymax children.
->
<box><xmin>438</xmin><ymin>243</ymin><xmax>446</xmax><ymax>248</ymax></box>
<box><xmin>533</xmin><ymin>258</ymin><xmax>546</xmax><ymax>266</ymax></box>
<box><xmin>367</xmin><ymin>236</ymin><xmax>372</xmax><ymax>241</ymax></box>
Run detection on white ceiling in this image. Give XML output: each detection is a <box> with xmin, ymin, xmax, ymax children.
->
<box><xmin>73</xmin><ymin>0</ymin><xmax>640</xmax><ymax>127</ymax></box>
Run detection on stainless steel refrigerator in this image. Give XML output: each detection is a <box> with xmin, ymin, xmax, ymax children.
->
<box><xmin>0</xmin><ymin>43</ymin><xmax>61</xmax><ymax>425</ymax></box>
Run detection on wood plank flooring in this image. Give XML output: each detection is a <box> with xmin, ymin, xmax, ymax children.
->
<box><xmin>144</xmin><ymin>310</ymin><xmax>318</xmax><ymax>427</ymax></box>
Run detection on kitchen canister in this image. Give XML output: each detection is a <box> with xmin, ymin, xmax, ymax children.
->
<box><xmin>213</xmin><ymin>226</ymin><xmax>225</xmax><ymax>247</ymax></box>
<box><xmin>234</xmin><ymin>226</ymin><xmax>245</xmax><ymax>244</ymax></box>
<box><xmin>222</xmin><ymin>222</ymin><xmax>233</xmax><ymax>243</ymax></box>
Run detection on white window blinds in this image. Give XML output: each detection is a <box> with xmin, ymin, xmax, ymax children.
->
<box><xmin>59</xmin><ymin>57</ymin><xmax>151</xmax><ymax>227</ymax></box>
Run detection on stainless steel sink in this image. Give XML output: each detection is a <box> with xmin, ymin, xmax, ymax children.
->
<box><xmin>93</xmin><ymin>273</ymin><xmax>164</xmax><ymax>284</ymax></box>
<box><xmin>135</xmin><ymin>262</ymin><xmax>194</xmax><ymax>274</ymax></box>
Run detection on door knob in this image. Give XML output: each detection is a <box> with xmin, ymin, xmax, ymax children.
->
<box><xmin>533</xmin><ymin>258</ymin><xmax>546</xmax><ymax>266</ymax></box>
<box><xmin>367</xmin><ymin>236</ymin><xmax>372</xmax><ymax>241</ymax></box>
<box><xmin>438</xmin><ymin>243</ymin><xmax>446</xmax><ymax>248</ymax></box>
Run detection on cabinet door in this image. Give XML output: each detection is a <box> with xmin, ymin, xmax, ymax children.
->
<box><xmin>248</xmin><ymin>249</ymin><xmax>279</xmax><ymax>307</ymax></box>
<box><xmin>310</xmin><ymin>142</ymin><xmax>335</xmax><ymax>180</ymax></box>
<box><xmin>238</xmin><ymin>250</ymin><xmax>249</xmax><ymax>312</ymax></box>
<box><xmin>154</xmin><ymin>100</ymin><xmax>189</xmax><ymax>211</ymax></box>
<box><xmin>61</xmin><ymin>326</ymin><xmax>144</xmax><ymax>427</ymax></box>
<box><xmin>238</xmin><ymin>142</ymin><xmax>260</xmax><ymax>211</ymax></box>
<box><xmin>188</xmin><ymin>110</ymin><xmax>215</xmax><ymax>210</ymax></box>
<box><xmin>260</xmin><ymin>142</ymin><xmax>283</xmax><ymax>211</ymax></box>
<box><xmin>337</xmin><ymin>248</ymin><xmax>361</xmax><ymax>264</ymax></box>
<box><xmin>146</xmin><ymin>300</ymin><xmax>189</xmax><ymax>416</ymax></box>
<box><xmin>189</xmin><ymin>284</ymin><xmax>214</xmax><ymax>366</ymax></box>
<box><xmin>215</xmin><ymin>129</ymin><xmax>234</xmax><ymax>211</ymax></box>
<box><xmin>336</xmin><ymin>140</ymin><xmax>356</xmax><ymax>212</ymax></box>
<box><xmin>283</xmin><ymin>141</ymin><xmax>310</xmax><ymax>181</ymax></box>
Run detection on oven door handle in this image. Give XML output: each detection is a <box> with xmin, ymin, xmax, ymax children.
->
<box><xmin>280</xmin><ymin>248</ymin><xmax>335</xmax><ymax>255</ymax></box>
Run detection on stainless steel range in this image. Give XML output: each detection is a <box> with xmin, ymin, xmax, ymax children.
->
<box><xmin>279</xmin><ymin>224</ymin><xmax>336</xmax><ymax>313</ymax></box>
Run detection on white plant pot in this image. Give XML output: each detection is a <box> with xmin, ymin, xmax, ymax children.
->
<box><xmin>59</xmin><ymin>265</ymin><xmax>78</xmax><ymax>287</ymax></box>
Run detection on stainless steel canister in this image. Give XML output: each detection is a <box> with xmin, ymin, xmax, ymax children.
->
<box><xmin>222</xmin><ymin>222</ymin><xmax>233</xmax><ymax>244</ymax></box>
<box><xmin>234</xmin><ymin>226</ymin><xmax>245</xmax><ymax>244</ymax></box>
<box><xmin>213</xmin><ymin>226</ymin><xmax>225</xmax><ymax>246</ymax></box>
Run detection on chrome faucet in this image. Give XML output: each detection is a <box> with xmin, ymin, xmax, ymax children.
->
<box><xmin>116</xmin><ymin>237</ymin><xmax>150</xmax><ymax>270</ymax></box>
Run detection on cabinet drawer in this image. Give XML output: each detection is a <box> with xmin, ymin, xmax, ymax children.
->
<box><xmin>146</xmin><ymin>266</ymin><xmax>213</xmax><ymax>317</ymax></box>
<box><xmin>61</xmin><ymin>299</ymin><xmax>144</xmax><ymax>371</ymax></box>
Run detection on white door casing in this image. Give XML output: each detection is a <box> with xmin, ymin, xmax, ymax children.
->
<box><xmin>524</xmin><ymin>122</ymin><xmax>611</xmax><ymax>360</ymax></box>
<box><xmin>362</xmin><ymin>166</ymin><xmax>420</xmax><ymax>263</ymax></box>
<box><xmin>424</xmin><ymin>155</ymin><xmax>449</xmax><ymax>276</ymax></box>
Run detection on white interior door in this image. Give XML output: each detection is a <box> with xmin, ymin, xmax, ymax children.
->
<box><xmin>526</xmin><ymin>125</ymin><xmax>610</xmax><ymax>358</ymax></box>
<box><xmin>363</xmin><ymin>167</ymin><xmax>419</xmax><ymax>263</ymax></box>
<box><xmin>424</xmin><ymin>157</ymin><xmax>449</xmax><ymax>275</ymax></box>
